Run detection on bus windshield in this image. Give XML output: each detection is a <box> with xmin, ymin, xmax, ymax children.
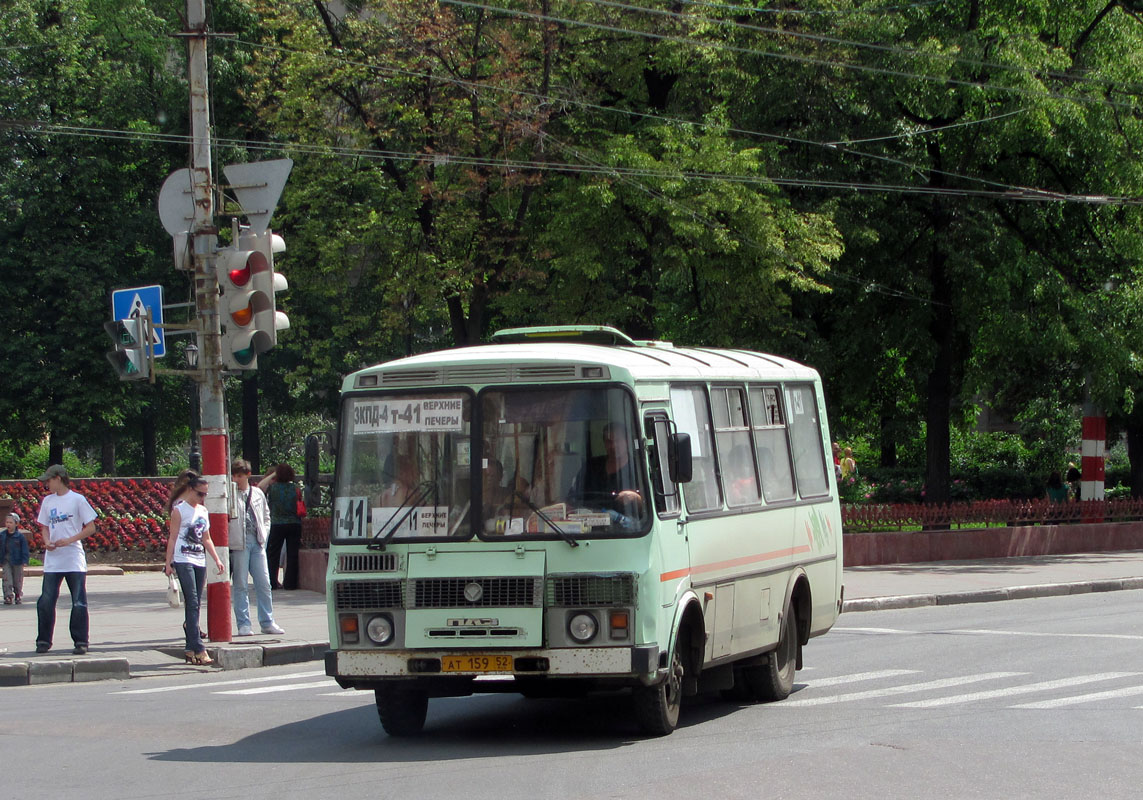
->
<box><xmin>479</xmin><ymin>386</ymin><xmax>648</xmax><ymax>538</ymax></box>
<box><xmin>333</xmin><ymin>386</ymin><xmax>649</xmax><ymax>541</ymax></box>
<box><xmin>335</xmin><ymin>393</ymin><xmax>474</xmax><ymax>540</ymax></box>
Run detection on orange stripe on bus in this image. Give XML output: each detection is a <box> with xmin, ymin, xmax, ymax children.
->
<box><xmin>659</xmin><ymin>544</ymin><xmax>812</xmax><ymax>582</ymax></box>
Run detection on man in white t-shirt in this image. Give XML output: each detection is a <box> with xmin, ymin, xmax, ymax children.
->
<box><xmin>35</xmin><ymin>465</ymin><xmax>98</xmax><ymax>655</ymax></box>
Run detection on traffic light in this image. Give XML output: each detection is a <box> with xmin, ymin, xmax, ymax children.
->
<box><xmin>104</xmin><ymin>316</ymin><xmax>152</xmax><ymax>381</ymax></box>
<box><xmin>217</xmin><ymin>229</ymin><xmax>289</xmax><ymax>370</ymax></box>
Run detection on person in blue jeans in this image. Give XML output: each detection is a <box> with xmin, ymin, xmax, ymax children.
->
<box><xmin>228</xmin><ymin>459</ymin><xmax>283</xmax><ymax>636</ymax></box>
<box><xmin>35</xmin><ymin>465</ymin><xmax>98</xmax><ymax>655</ymax></box>
<box><xmin>163</xmin><ymin>471</ymin><xmax>224</xmax><ymax>665</ymax></box>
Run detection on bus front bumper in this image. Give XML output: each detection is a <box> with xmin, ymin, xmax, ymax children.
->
<box><xmin>327</xmin><ymin>645</ymin><xmax>659</xmax><ymax>679</ymax></box>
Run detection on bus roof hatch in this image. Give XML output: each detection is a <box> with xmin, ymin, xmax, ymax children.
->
<box><xmin>490</xmin><ymin>325</ymin><xmax>639</xmax><ymax>347</ymax></box>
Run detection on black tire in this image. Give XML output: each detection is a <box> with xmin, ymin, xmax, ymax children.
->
<box><xmin>746</xmin><ymin>605</ymin><xmax>797</xmax><ymax>702</ymax></box>
<box><xmin>375</xmin><ymin>687</ymin><xmax>429</xmax><ymax>736</ymax></box>
<box><xmin>634</xmin><ymin>633</ymin><xmax>685</xmax><ymax>735</ymax></box>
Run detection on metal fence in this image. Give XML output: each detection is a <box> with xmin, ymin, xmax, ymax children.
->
<box><xmin>842</xmin><ymin>498</ymin><xmax>1143</xmax><ymax>532</ymax></box>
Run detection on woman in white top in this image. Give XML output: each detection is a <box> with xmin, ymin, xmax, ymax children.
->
<box><xmin>164</xmin><ymin>471</ymin><xmax>224</xmax><ymax>665</ymax></box>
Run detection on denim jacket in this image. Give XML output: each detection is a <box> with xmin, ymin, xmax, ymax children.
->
<box><xmin>0</xmin><ymin>528</ymin><xmax>31</xmax><ymax>566</ymax></box>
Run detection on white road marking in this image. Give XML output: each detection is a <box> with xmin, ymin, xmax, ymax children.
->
<box><xmin>836</xmin><ymin>626</ymin><xmax>1143</xmax><ymax>641</ymax></box>
<box><xmin>113</xmin><ymin>669</ymin><xmax>326</xmax><ymax>695</ymax></box>
<box><xmin>892</xmin><ymin>673</ymin><xmax>1140</xmax><ymax>708</ymax></box>
<box><xmin>216</xmin><ymin>679</ymin><xmax>339</xmax><ymax>695</ymax></box>
<box><xmin>783</xmin><ymin>672</ymin><xmax>1025</xmax><ymax>707</ymax></box>
<box><xmin>1012</xmin><ymin>683</ymin><xmax>1143</xmax><ymax>709</ymax></box>
<box><xmin>805</xmin><ymin>669</ymin><xmax>921</xmax><ymax>688</ymax></box>
<box><xmin>950</xmin><ymin>629</ymin><xmax>1143</xmax><ymax>641</ymax></box>
<box><xmin>834</xmin><ymin>627</ymin><xmax>923</xmax><ymax>635</ymax></box>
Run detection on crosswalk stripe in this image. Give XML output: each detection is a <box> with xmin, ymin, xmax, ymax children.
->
<box><xmin>806</xmin><ymin>669</ymin><xmax>920</xmax><ymax>688</ymax></box>
<box><xmin>892</xmin><ymin>672</ymin><xmax>1140</xmax><ymax>708</ymax></box>
<box><xmin>950</xmin><ymin>629</ymin><xmax>1143</xmax><ymax>641</ymax></box>
<box><xmin>216</xmin><ymin>679</ymin><xmax>338</xmax><ymax>696</ymax></box>
<box><xmin>784</xmin><ymin>672</ymin><xmax>1025</xmax><ymax>707</ymax></box>
<box><xmin>1011</xmin><ymin>683</ymin><xmax>1143</xmax><ymax>709</ymax></box>
<box><xmin>113</xmin><ymin>669</ymin><xmax>327</xmax><ymax>695</ymax></box>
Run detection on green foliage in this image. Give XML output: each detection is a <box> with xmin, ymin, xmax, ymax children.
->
<box><xmin>7</xmin><ymin>0</ymin><xmax>1143</xmax><ymax>498</ymax></box>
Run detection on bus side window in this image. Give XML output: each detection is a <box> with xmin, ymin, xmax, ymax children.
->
<box><xmin>645</xmin><ymin>414</ymin><xmax>679</xmax><ymax>515</ymax></box>
<box><xmin>749</xmin><ymin>385</ymin><xmax>795</xmax><ymax>502</ymax></box>
<box><xmin>784</xmin><ymin>383</ymin><xmax>830</xmax><ymax>497</ymax></box>
<box><xmin>712</xmin><ymin>387</ymin><xmax>760</xmax><ymax>507</ymax></box>
<box><xmin>668</xmin><ymin>385</ymin><xmax>721</xmax><ymax>512</ymax></box>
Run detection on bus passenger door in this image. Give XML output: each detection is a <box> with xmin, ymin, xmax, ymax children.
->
<box><xmin>644</xmin><ymin>411</ymin><xmax>688</xmax><ymax>639</ymax></box>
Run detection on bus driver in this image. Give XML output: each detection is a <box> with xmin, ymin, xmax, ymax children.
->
<box><xmin>570</xmin><ymin>422</ymin><xmax>644</xmax><ymax>522</ymax></box>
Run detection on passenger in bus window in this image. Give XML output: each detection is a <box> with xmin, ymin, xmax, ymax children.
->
<box><xmin>726</xmin><ymin>446</ymin><xmax>761</xmax><ymax>506</ymax></box>
<box><xmin>570</xmin><ymin>422</ymin><xmax>644</xmax><ymax>521</ymax></box>
<box><xmin>482</xmin><ymin>459</ymin><xmax>511</xmax><ymax>518</ymax></box>
<box><xmin>379</xmin><ymin>448</ymin><xmax>418</xmax><ymax>507</ymax></box>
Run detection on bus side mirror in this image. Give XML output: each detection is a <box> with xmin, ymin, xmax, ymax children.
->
<box><xmin>668</xmin><ymin>432</ymin><xmax>692</xmax><ymax>484</ymax></box>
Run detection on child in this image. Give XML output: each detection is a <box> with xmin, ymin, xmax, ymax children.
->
<box><xmin>1</xmin><ymin>512</ymin><xmax>31</xmax><ymax>604</ymax></box>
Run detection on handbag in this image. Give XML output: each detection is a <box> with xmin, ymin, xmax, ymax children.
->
<box><xmin>296</xmin><ymin>486</ymin><xmax>308</xmax><ymax>519</ymax></box>
<box><xmin>166</xmin><ymin>573</ymin><xmax>183</xmax><ymax>608</ymax></box>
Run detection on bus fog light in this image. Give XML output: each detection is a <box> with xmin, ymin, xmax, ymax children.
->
<box><xmin>340</xmin><ymin>615</ymin><xmax>360</xmax><ymax>644</ymax></box>
<box><xmin>568</xmin><ymin>612</ymin><xmax>598</xmax><ymax>643</ymax></box>
<box><xmin>365</xmin><ymin>614</ymin><xmax>394</xmax><ymax>645</ymax></box>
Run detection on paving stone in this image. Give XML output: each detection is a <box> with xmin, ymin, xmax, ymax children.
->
<box><xmin>0</xmin><ymin>661</ymin><xmax>29</xmax><ymax>686</ymax></box>
<box><xmin>214</xmin><ymin>645</ymin><xmax>263</xmax><ymax>671</ymax></box>
<box><xmin>263</xmin><ymin>641</ymin><xmax>329</xmax><ymax>667</ymax></box>
<box><xmin>73</xmin><ymin>657</ymin><xmax>131</xmax><ymax>682</ymax></box>
<box><xmin>28</xmin><ymin>660</ymin><xmax>73</xmax><ymax>684</ymax></box>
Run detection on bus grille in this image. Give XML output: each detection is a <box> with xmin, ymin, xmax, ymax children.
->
<box><xmin>546</xmin><ymin>574</ymin><xmax>636</xmax><ymax>606</ymax></box>
<box><xmin>334</xmin><ymin>580</ymin><xmax>404</xmax><ymax>610</ymax></box>
<box><xmin>337</xmin><ymin>553</ymin><xmax>398</xmax><ymax>573</ymax></box>
<box><xmin>409</xmin><ymin>577</ymin><xmax>543</xmax><ymax>608</ymax></box>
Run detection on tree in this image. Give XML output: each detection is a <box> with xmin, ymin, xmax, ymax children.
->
<box><xmin>0</xmin><ymin>0</ymin><xmax>194</xmax><ymax>475</ymax></box>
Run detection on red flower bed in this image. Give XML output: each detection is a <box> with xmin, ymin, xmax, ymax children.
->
<box><xmin>0</xmin><ymin>478</ymin><xmax>174</xmax><ymax>553</ymax></box>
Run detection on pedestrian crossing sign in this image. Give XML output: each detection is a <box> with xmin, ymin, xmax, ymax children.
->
<box><xmin>111</xmin><ymin>285</ymin><xmax>165</xmax><ymax>358</ymax></box>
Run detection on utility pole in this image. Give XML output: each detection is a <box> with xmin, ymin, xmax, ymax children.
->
<box><xmin>186</xmin><ymin>0</ymin><xmax>231</xmax><ymax>643</ymax></box>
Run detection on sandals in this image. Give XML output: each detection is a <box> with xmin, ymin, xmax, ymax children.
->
<box><xmin>184</xmin><ymin>650</ymin><xmax>215</xmax><ymax>666</ymax></box>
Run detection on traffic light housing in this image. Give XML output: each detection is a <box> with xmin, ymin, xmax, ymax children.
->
<box><xmin>104</xmin><ymin>316</ymin><xmax>152</xmax><ymax>381</ymax></box>
<box><xmin>218</xmin><ymin>229</ymin><xmax>289</xmax><ymax>370</ymax></box>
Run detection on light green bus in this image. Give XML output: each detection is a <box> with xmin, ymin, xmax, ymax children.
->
<box><xmin>324</xmin><ymin>326</ymin><xmax>843</xmax><ymax>736</ymax></box>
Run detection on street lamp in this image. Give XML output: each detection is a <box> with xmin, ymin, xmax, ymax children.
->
<box><xmin>186</xmin><ymin>342</ymin><xmax>201</xmax><ymax>473</ymax></box>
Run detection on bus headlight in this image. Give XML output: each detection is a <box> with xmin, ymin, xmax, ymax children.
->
<box><xmin>365</xmin><ymin>614</ymin><xmax>394</xmax><ymax>645</ymax></box>
<box><xmin>568</xmin><ymin>612</ymin><xmax>598</xmax><ymax>643</ymax></box>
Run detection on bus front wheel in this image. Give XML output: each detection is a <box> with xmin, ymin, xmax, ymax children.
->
<box><xmin>634</xmin><ymin>635</ymin><xmax>684</xmax><ymax>735</ymax></box>
<box><xmin>375</xmin><ymin>687</ymin><xmax>429</xmax><ymax>736</ymax></box>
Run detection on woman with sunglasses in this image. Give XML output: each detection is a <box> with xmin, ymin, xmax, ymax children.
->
<box><xmin>164</xmin><ymin>470</ymin><xmax>225</xmax><ymax>665</ymax></box>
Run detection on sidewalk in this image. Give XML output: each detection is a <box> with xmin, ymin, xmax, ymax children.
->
<box><xmin>2</xmin><ymin>550</ymin><xmax>1142</xmax><ymax>686</ymax></box>
<box><xmin>0</xmin><ymin>572</ymin><xmax>329</xmax><ymax>687</ymax></box>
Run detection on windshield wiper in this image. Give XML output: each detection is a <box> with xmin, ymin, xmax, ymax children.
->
<box><xmin>368</xmin><ymin>480</ymin><xmax>434</xmax><ymax>550</ymax></box>
<box><xmin>512</xmin><ymin>491</ymin><xmax>578</xmax><ymax>548</ymax></box>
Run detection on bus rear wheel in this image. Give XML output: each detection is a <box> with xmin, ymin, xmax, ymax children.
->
<box><xmin>736</xmin><ymin>608</ymin><xmax>800</xmax><ymax>699</ymax></box>
<box><xmin>745</xmin><ymin>606</ymin><xmax>797</xmax><ymax>702</ymax></box>
<box><xmin>375</xmin><ymin>687</ymin><xmax>429</xmax><ymax>736</ymax></box>
<box><xmin>634</xmin><ymin>635</ymin><xmax>684</xmax><ymax>735</ymax></box>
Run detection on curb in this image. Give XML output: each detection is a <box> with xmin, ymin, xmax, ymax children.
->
<box><xmin>0</xmin><ymin>643</ymin><xmax>329</xmax><ymax>687</ymax></box>
<box><xmin>842</xmin><ymin>576</ymin><xmax>1143</xmax><ymax>613</ymax></box>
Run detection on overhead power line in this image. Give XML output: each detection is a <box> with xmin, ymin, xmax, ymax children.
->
<box><xmin>564</xmin><ymin>0</ymin><xmax>1143</xmax><ymax>95</ymax></box>
<box><xmin>4</xmin><ymin>119</ymin><xmax>1141</xmax><ymax>206</ymax></box>
<box><xmin>231</xmin><ymin>38</ymin><xmax>1048</xmax><ymax>197</ymax></box>
<box><xmin>437</xmin><ymin>0</ymin><xmax>1141</xmax><ymax>110</ymax></box>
